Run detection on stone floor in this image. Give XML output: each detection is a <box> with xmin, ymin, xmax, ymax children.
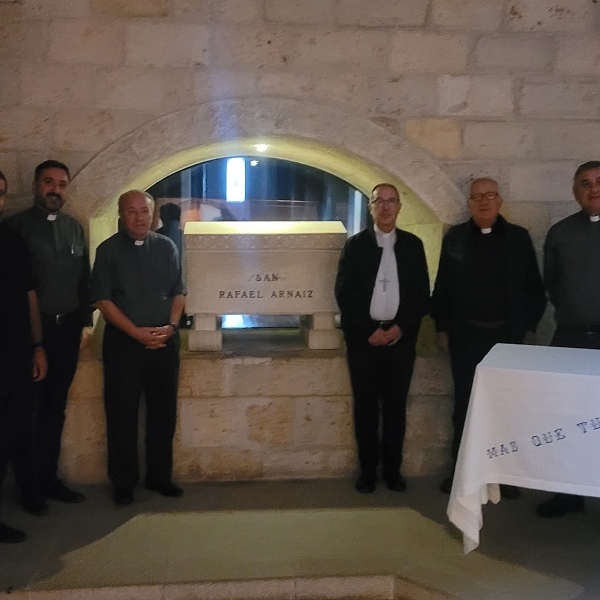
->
<box><xmin>0</xmin><ymin>477</ymin><xmax>598</xmax><ymax>599</ymax></box>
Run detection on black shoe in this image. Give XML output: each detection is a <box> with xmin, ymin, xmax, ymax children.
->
<box><xmin>385</xmin><ymin>474</ymin><xmax>407</xmax><ymax>492</ymax></box>
<box><xmin>500</xmin><ymin>484</ymin><xmax>521</xmax><ymax>500</ymax></box>
<box><xmin>42</xmin><ymin>481</ymin><xmax>85</xmax><ymax>504</ymax></box>
<box><xmin>0</xmin><ymin>522</ymin><xmax>27</xmax><ymax>544</ymax></box>
<box><xmin>19</xmin><ymin>495</ymin><xmax>49</xmax><ymax>516</ymax></box>
<box><xmin>145</xmin><ymin>481</ymin><xmax>183</xmax><ymax>497</ymax></box>
<box><xmin>536</xmin><ymin>493</ymin><xmax>584</xmax><ymax>518</ymax></box>
<box><xmin>355</xmin><ymin>474</ymin><xmax>376</xmax><ymax>494</ymax></box>
<box><xmin>113</xmin><ymin>488</ymin><xmax>134</xmax><ymax>506</ymax></box>
<box><xmin>440</xmin><ymin>475</ymin><xmax>453</xmax><ymax>494</ymax></box>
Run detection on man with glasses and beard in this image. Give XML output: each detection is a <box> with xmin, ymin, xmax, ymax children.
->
<box><xmin>431</xmin><ymin>177</ymin><xmax>546</xmax><ymax>497</ymax></box>
<box><xmin>335</xmin><ymin>183</ymin><xmax>430</xmax><ymax>494</ymax></box>
<box><xmin>7</xmin><ymin>160</ymin><xmax>91</xmax><ymax>509</ymax></box>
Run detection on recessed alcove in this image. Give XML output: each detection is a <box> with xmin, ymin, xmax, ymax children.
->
<box><xmin>67</xmin><ymin>98</ymin><xmax>465</xmax><ymax>262</ymax></box>
<box><xmin>85</xmin><ymin>135</ymin><xmax>445</xmax><ymax>273</ymax></box>
<box><xmin>61</xmin><ymin>98</ymin><xmax>462</xmax><ymax>484</ymax></box>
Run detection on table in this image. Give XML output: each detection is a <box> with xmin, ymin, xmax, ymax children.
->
<box><xmin>447</xmin><ymin>343</ymin><xmax>600</xmax><ymax>553</ymax></box>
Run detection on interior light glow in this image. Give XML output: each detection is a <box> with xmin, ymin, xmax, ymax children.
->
<box><xmin>226</xmin><ymin>157</ymin><xmax>245</xmax><ymax>203</ymax></box>
<box><xmin>255</xmin><ymin>144</ymin><xmax>268</xmax><ymax>152</ymax></box>
<box><xmin>222</xmin><ymin>314</ymin><xmax>245</xmax><ymax>328</ymax></box>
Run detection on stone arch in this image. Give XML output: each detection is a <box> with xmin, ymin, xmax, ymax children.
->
<box><xmin>67</xmin><ymin>97</ymin><xmax>465</xmax><ymax>265</ymax></box>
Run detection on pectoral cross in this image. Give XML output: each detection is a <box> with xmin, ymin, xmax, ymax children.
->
<box><xmin>379</xmin><ymin>274</ymin><xmax>390</xmax><ymax>293</ymax></box>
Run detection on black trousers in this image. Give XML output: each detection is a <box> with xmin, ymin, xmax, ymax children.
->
<box><xmin>0</xmin><ymin>357</ymin><xmax>36</xmax><ymax>509</ymax></box>
<box><xmin>346</xmin><ymin>335</ymin><xmax>417</xmax><ymax>479</ymax></box>
<box><xmin>448</xmin><ymin>324</ymin><xmax>516</xmax><ymax>462</ymax></box>
<box><xmin>36</xmin><ymin>313</ymin><xmax>83</xmax><ymax>488</ymax></box>
<box><xmin>102</xmin><ymin>325</ymin><xmax>180</xmax><ymax>491</ymax></box>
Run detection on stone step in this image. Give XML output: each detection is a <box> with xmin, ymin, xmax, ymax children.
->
<box><xmin>2</xmin><ymin>575</ymin><xmax>455</xmax><ymax>600</ymax></box>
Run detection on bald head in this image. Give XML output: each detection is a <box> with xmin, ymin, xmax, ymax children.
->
<box><xmin>118</xmin><ymin>189</ymin><xmax>154</xmax><ymax>211</ymax></box>
<box><xmin>118</xmin><ymin>190</ymin><xmax>154</xmax><ymax>240</ymax></box>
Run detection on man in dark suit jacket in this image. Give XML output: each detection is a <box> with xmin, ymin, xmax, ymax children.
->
<box><xmin>431</xmin><ymin>177</ymin><xmax>546</xmax><ymax>496</ymax></box>
<box><xmin>335</xmin><ymin>183</ymin><xmax>430</xmax><ymax>493</ymax></box>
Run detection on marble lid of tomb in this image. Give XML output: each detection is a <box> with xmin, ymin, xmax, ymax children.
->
<box><xmin>184</xmin><ymin>221</ymin><xmax>347</xmax><ymax>236</ymax></box>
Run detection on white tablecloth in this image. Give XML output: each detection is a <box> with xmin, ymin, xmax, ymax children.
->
<box><xmin>447</xmin><ymin>343</ymin><xmax>600</xmax><ymax>553</ymax></box>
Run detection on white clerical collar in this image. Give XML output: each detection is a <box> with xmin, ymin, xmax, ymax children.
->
<box><xmin>47</xmin><ymin>213</ymin><xmax>57</xmax><ymax>222</ymax></box>
<box><xmin>134</xmin><ymin>239</ymin><xmax>144</xmax><ymax>246</ymax></box>
<box><xmin>590</xmin><ymin>214</ymin><xmax>600</xmax><ymax>223</ymax></box>
<box><xmin>374</xmin><ymin>225</ymin><xmax>396</xmax><ymax>244</ymax></box>
<box><xmin>481</xmin><ymin>227</ymin><xmax>492</xmax><ymax>234</ymax></box>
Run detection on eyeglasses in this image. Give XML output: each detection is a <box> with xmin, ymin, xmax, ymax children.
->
<box><xmin>369</xmin><ymin>198</ymin><xmax>400</xmax><ymax>208</ymax></box>
<box><xmin>469</xmin><ymin>191</ymin><xmax>499</xmax><ymax>203</ymax></box>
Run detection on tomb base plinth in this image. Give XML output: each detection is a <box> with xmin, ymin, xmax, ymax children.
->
<box><xmin>300</xmin><ymin>313</ymin><xmax>342</xmax><ymax>350</ymax></box>
<box><xmin>189</xmin><ymin>328</ymin><xmax>222</xmax><ymax>351</ymax></box>
<box><xmin>188</xmin><ymin>313</ymin><xmax>222</xmax><ymax>351</ymax></box>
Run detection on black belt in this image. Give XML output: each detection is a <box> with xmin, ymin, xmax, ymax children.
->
<box><xmin>41</xmin><ymin>311</ymin><xmax>78</xmax><ymax>325</ymax></box>
<box><xmin>465</xmin><ymin>318</ymin><xmax>510</xmax><ymax>330</ymax></box>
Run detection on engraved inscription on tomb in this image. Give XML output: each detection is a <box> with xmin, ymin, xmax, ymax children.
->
<box><xmin>218</xmin><ymin>272</ymin><xmax>314</xmax><ymax>301</ymax></box>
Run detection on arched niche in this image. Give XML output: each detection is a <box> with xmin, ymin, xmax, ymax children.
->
<box><xmin>67</xmin><ymin>97</ymin><xmax>466</xmax><ymax>275</ymax></box>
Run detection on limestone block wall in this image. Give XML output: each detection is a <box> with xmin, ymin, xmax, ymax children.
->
<box><xmin>2</xmin><ymin>0</ymin><xmax>598</xmax><ymax>481</ymax></box>
<box><xmin>2</xmin><ymin>0</ymin><xmax>598</xmax><ymax>252</ymax></box>
<box><xmin>60</xmin><ymin>350</ymin><xmax>453</xmax><ymax>483</ymax></box>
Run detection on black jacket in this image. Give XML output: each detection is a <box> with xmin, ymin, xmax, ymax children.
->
<box><xmin>335</xmin><ymin>226</ymin><xmax>430</xmax><ymax>347</ymax></box>
<box><xmin>431</xmin><ymin>216</ymin><xmax>546</xmax><ymax>340</ymax></box>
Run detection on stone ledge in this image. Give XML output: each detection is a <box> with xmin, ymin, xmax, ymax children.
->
<box><xmin>2</xmin><ymin>575</ymin><xmax>457</xmax><ymax>600</ymax></box>
<box><xmin>65</xmin><ymin>347</ymin><xmax>452</xmax><ymax>483</ymax></box>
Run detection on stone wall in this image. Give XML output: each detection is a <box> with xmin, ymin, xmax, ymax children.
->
<box><xmin>61</xmin><ymin>345</ymin><xmax>453</xmax><ymax>483</ymax></box>
<box><xmin>2</xmin><ymin>0</ymin><xmax>597</xmax><ymax>481</ymax></box>
<box><xmin>2</xmin><ymin>0</ymin><xmax>597</xmax><ymax>244</ymax></box>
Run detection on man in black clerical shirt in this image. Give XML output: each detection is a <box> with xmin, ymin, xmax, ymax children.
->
<box><xmin>335</xmin><ymin>183</ymin><xmax>430</xmax><ymax>494</ymax></box>
<box><xmin>432</xmin><ymin>178</ymin><xmax>546</xmax><ymax>496</ymax></box>
<box><xmin>536</xmin><ymin>161</ymin><xmax>600</xmax><ymax>518</ymax></box>
<box><xmin>0</xmin><ymin>170</ymin><xmax>47</xmax><ymax>542</ymax></box>
<box><xmin>92</xmin><ymin>190</ymin><xmax>185</xmax><ymax>506</ymax></box>
<box><xmin>6</xmin><ymin>160</ymin><xmax>90</xmax><ymax>508</ymax></box>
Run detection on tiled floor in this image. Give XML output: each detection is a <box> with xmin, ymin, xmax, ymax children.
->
<box><xmin>0</xmin><ymin>477</ymin><xmax>598</xmax><ymax>599</ymax></box>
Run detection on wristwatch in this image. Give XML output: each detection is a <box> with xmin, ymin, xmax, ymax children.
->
<box><xmin>168</xmin><ymin>322</ymin><xmax>178</xmax><ymax>333</ymax></box>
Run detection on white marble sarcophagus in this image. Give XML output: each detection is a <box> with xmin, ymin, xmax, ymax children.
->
<box><xmin>184</xmin><ymin>221</ymin><xmax>347</xmax><ymax>351</ymax></box>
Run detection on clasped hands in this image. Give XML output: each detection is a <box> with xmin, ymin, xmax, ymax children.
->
<box><xmin>368</xmin><ymin>324</ymin><xmax>402</xmax><ymax>346</ymax></box>
<box><xmin>135</xmin><ymin>325</ymin><xmax>174</xmax><ymax>349</ymax></box>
